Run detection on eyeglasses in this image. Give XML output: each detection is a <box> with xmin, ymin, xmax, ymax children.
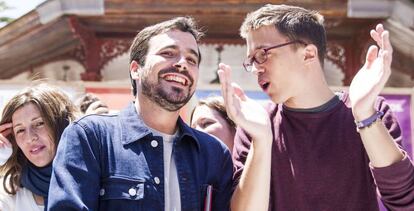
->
<box><xmin>242</xmin><ymin>40</ymin><xmax>307</xmax><ymax>72</ymax></box>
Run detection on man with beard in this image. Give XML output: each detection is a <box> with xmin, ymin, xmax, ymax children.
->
<box><xmin>48</xmin><ymin>17</ymin><xmax>233</xmax><ymax>211</ymax></box>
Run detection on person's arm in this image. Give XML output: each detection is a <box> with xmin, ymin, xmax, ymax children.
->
<box><xmin>0</xmin><ymin>177</ymin><xmax>14</xmax><ymax>211</ymax></box>
<box><xmin>349</xmin><ymin>24</ymin><xmax>414</xmax><ymax>208</ymax></box>
<box><xmin>218</xmin><ymin>64</ymin><xmax>272</xmax><ymax>211</ymax></box>
<box><xmin>349</xmin><ymin>24</ymin><xmax>403</xmax><ymax>167</ymax></box>
<box><xmin>372</xmin><ymin>151</ymin><xmax>414</xmax><ymax>210</ymax></box>
<box><xmin>369</xmin><ymin>99</ymin><xmax>414</xmax><ymax>209</ymax></box>
<box><xmin>48</xmin><ymin>121</ymin><xmax>101</xmax><ymax>210</ymax></box>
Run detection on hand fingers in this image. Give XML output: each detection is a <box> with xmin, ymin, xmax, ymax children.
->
<box><xmin>0</xmin><ymin>123</ymin><xmax>13</xmax><ymax>133</ymax></box>
<box><xmin>218</xmin><ymin>63</ymin><xmax>233</xmax><ymax>104</ymax></box>
<box><xmin>89</xmin><ymin>101</ymin><xmax>108</xmax><ymax>110</ymax></box>
<box><xmin>365</xmin><ymin>45</ymin><xmax>378</xmax><ymax>69</ymax></box>
<box><xmin>0</xmin><ymin>128</ymin><xmax>12</xmax><ymax>137</ymax></box>
<box><xmin>376</xmin><ymin>24</ymin><xmax>384</xmax><ymax>36</ymax></box>
<box><xmin>218</xmin><ymin>70</ymin><xmax>227</xmax><ymax>105</ymax></box>
<box><xmin>218</xmin><ymin>63</ymin><xmax>237</xmax><ymax>118</ymax></box>
<box><xmin>0</xmin><ymin>128</ymin><xmax>12</xmax><ymax>147</ymax></box>
<box><xmin>0</xmin><ymin>140</ymin><xmax>11</xmax><ymax>148</ymax></box>
<box><xmin>370</xmin><ymin>30</ymin><xmax>380</xmax><ymax>44</ymax></box>
<box><xmin>381</xmin><ymin>31</ymin><xmax>393</xmax><ymax>54</ymax></box>
<box><xmin>85</xmin><ymin>101</ymin><xmax>109</xmax><ymax>115</ymax></box>
<box><xmin>94</xmin><ymin>107</ymin><xmax>110</xmax><ymax>115</ymax></box>
<box><xmin>371</xmin><ymin>24</ymin><xmax>386</xmax><ymax>48</ymax></box>
<box><xmin>0</xmin><ymin>123</ymin><xmax>13</xmax><ymax>147</ymax></box>
<box><xmin>232</xmin><ymin>83</ymin><xmax>247</xmax><ymax>101</ymax></box>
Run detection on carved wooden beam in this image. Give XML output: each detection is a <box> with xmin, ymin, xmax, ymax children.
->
<box><xmin>67</xmin><ymin>16</ymin><xmax>131</xmax><ymax>81</ymax></box>
<box><xmin>68</xmin><ymin>16</ymin><xmax>102</xmax><ymax>81</ymax></box>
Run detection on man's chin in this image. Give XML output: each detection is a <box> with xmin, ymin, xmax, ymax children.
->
<box><xmin>159</xmin><ymin>101</ymin><xmax>186</xmax><ymax>112</ymax></box>
<box><xmin>158</xmin><ymin>95</ymin><xmax>191</xmax><ymax>111</ymax></box>
<box><xmin>269</xmin><ymin>94</ymin><xmax>283</xmax><ymax>104</ymax></box>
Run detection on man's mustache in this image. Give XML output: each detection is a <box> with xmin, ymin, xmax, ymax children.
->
<box><xmin>158</xmin><ymin>66</ymin><xmax>194</xmax><ymax>86</ymax></box>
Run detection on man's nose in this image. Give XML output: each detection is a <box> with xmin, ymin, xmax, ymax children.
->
<box><xmin>174</xmin><ymin>56</ymin><xmax>189</xmax><ymax>71</ymax></box>
<box><xmin>252</xmin><ymin>63</ymin><xmax>265</xmax><ymax>75</ymax></box>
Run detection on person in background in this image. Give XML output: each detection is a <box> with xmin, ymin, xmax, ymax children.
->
<box><xmin>75</xmin><ymin>93</ymin><xmax>109</xmax><ymax>115</ymax></box>
<box><xmin>0</xmin><ymin>83</ymin><xmax>78</xmax><ymax>211</ymax></box>
<box><xmin>190</xmin><ymin>96</ymin><xmax>236</xmax><ymax>152</ymax></box>
<box><xmin>48</xmin><ymin>17</ymin><xmax>233</xmax><ymax>211</ymax></box>
<box><xmin>218</xmin><ymin>4</ymin><xmax>414</xmax><ymax>211</ymax></box>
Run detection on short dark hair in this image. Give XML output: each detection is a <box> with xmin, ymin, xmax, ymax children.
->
<box><xmin>129</xmin><ymin>16</ymin><xmax>204</xmax><ymax>96</ymax></box>
<box><xmin>240</xmin><ymin>4</ymin><xmax>326</xmax><ymax>65</ymax></box>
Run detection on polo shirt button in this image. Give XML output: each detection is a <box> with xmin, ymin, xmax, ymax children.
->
<box><xmin>151</xmin><ymin>140</ymin><xmax>158</xmax><ymax>148</ymax></box>
<box><xmin>99</xmin><ymin>188</ymin><xmax>105</xmax><ymax>196</ymax></box>
<box><xmin>128</xmin><ymin>187</ymin><xmax>137</xmax><ymax>197</ymax></box>
<box><xmin>154</xmin><ymin>177</ymin><xmax>160</xmax><ymax>184</ymax></box>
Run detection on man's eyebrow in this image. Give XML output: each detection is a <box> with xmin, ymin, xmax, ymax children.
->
<box><xmin>160</xmin><ymin>45</ymin><xmax>198</xmax><ymax>57</ymax></box>
<box><xmin>160</xmin><ymin>45</ymin><xmax>178</xmax><ymax>51</ymax></box>
<box><xmin>189</xmin><ymin>48</ymin><xmax>199</xmax><ymax>60</ymax></box>
<box><xmin>253</xmin><ymin>45</ymin><xmax>267</xmax><ymax>51</ymax></box>
<box><xmin>161</xmin><ymin>45</ymin><xmax>199</xmax><ymax>58</ymax></box>
<box><xmin>246</xmin><ymin>45</ymin><xmax>267</xmax><ymax>58</ymax></box>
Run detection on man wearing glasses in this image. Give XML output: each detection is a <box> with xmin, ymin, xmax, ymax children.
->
<box><xmin>218</xmin><ymin>4</ymin><xmax>414</xmax><ymax>211</ymax></box>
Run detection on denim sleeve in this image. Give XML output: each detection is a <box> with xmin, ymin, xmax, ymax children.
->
<box><xmin>48</xmin><ymin>122</ymin><xmax>101</xmax><ymax>210</ymax></box>
<box><xmin>212</xmin><ymin>147</ymin><xmax>233</xmax><ymax>211</ymax></box>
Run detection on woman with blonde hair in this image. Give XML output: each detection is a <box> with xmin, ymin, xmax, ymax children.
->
<box><xmin>0</xmin><ymin>83</ymin><xmax>78</xmax><ymax>210</ymax></box>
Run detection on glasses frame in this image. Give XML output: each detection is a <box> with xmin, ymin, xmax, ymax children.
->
<box><xmin>242</xmin><ymin>40</ymin><xmax>307</xmax><ymax>72</ymax></box>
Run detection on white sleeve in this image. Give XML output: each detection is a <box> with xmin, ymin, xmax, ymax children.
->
<box><xmin>0</xmin><ymin>177</ymin><xmax>15</xmax><ymax>211</ymax></box>
<box><xmin>0</xmin><ymin>147</ymin><xmax>12</xmax><ymax>166</ymax></box>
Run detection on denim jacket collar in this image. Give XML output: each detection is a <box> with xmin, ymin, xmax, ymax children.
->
<box><xmin>119</xmin><ymin>102</ymin><xmax>200</xmax><ymax>150</ymax></box>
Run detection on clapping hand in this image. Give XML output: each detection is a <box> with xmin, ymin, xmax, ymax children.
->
<box><xmin>218</xmin><ymin>63</ymin><xmax>272</xmax><ymax>142</ymax></box>
<box><xmin>349</xmin><ymin>24</ymin><xmax>393</xmax><ymax>120</ymax></box>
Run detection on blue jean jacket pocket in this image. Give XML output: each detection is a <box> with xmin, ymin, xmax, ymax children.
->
<box><xmin>100</xmin><ymin>177</ymin><xmax>145</xmax><ymax>201</ymax></box>
<box><xmin>98</xmin><ymin>176</ymin><xmax>162</xmax><ymax>211</ymax></box>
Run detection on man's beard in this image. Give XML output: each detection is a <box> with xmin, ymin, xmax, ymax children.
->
<box><xmin>141</xmin><ymin>66</ymin><xmax>195</xmax><ymax>112</ymax></box>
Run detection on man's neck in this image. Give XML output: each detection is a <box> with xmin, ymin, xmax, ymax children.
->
<box><xmin>135</xmin><ymin>96</ymin><xmax>179</xmax><ymax>135</ymax></box>
<box><xmin>284</xmin><ymin>87</ymin><xmax>335</xmax><ymax>109</ymax></box>
<box><xmin>283</xmin><ymin>68</ymin><xmax>335</xmax><ymax>109</ymax></box>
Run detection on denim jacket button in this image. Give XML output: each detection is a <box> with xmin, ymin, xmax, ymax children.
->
<box><xmin>154</xmin><ymin>177</ymin><xmax>160</xmax><ymax>184</ymax></box>
<box><xmin>151</xmin><ymin>140</ymin><xmax>158</xmax><ymax>148</ymax></box>
<box><xmin>99</xmin><ymin>188</ymin><xmax>105</xmax><ymax>196</ymax></box>
<box><xmin>128</xmin><ymin>187</ymin><xmax>137</xmax><ymax>197</ymax></box>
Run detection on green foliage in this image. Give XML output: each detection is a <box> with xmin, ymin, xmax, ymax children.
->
<box><xmin>0</xmin><ymin>1</ymin><xmax>14</xmax><ymax>25</ymax></box>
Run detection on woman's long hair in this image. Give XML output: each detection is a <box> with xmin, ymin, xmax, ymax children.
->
<box><xmin>0</xmin><ymin>83</ymin><xmax>78</xmax><ymax>194</ymax></box>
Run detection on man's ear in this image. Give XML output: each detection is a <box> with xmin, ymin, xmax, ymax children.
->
<box><xmin>130</xmin><ymin>60</ymin><xmax>140</xmax><ymax>80</ymax></box>
<box><xmin>303</xmin><ymin>44</ymin><xmax>318</xmax><ymax>64</ymax></box>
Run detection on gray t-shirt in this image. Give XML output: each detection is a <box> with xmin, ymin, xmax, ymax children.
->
<box><xmin>149</xmin><ymin>128</ymin><xmax>181</xmax><ymax>211</ymax></box>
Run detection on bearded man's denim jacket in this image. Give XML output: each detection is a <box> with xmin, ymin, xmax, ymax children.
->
<box><xmin>48</xmin><ymin>102</ymin><xmax>233</xmax><ymax>211</ymax></box>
